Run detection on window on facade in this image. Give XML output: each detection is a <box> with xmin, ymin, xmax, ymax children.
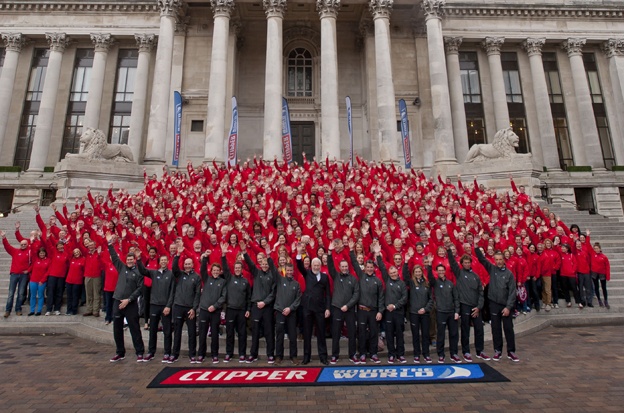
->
<box><xmin>287</xmin><ymin>48</ymin><xmax>312</xmax><ymax>97</ymax></box>
<box><xmin>109</xmin><ymin>49</ymin><xmax>138</xmax><ymax>145</ymax></box>
<box><xmin>467</xmin><ymin>119</ymin><xmax>486</xmax><ymax>147</ymax></box>
<box><xmin>14</xmin><ymin>49</ymin><xmax>49</xmax><ymax>170</ymax></box>
<box><xmin>502</xmin><ymin>53</ymin><xmax>529</xmax><ymax>153</ymax></box>
<box><xmin>460</xmin><ymin>52</ymin><xmax>487</xmax><ymax>146</ymax></box>
<box><xmin>60</xmin><ymin>49</ymin><xmax>94</xmax><ymax>160</ymax></box>
<box><xmin>0</xmin><ymin>48</ymin><xmax>5</xmax><ymax>77</ymax></box>
<box><xmin>553</xmin><ymin>118</ymin><xmax>574</xmax><ymax>169</ymax></box>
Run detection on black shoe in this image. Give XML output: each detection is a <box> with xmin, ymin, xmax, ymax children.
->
<box><xmin>587</xmin><ymin>303</ymin><xmax>594</xmax><ymax>308</ymax></box>
<box><xmin>302</xmin><ymin>358</ymin><xmax>311</xmax><ymax>365</ymax></box>
<box><xmin>320</xmin><ymin>358</ymin><xmax>329</xmax><ymax>365</ymax></box>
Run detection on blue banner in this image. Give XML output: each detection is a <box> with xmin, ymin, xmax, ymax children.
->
<box><xmin>281</xmin><ymin>97</ymin><xmax>293</xmax><ymax>164</ymax></box>
<box><xmin>316</xmin><ymin>365</ymin><xmax>485</xmax><ymax>384</ymax></box>
<box><xmin>398</xmin><ymin>99</ymin><xmax>412</xmax><ymax>169</ymax></box>
<box><xmin>227</xmin><ymin>97</ymin><xmax>238</xmax><ymax>167</ymax></box>
<box><xmin>346</xmin><ymin>96</ymin><xmax>353</xmax><ymax>167</ymax></box>
<box><xmin>172</xmin><ymin>91</ymin><xmax>182</xmax><ymax>167</ymax></box>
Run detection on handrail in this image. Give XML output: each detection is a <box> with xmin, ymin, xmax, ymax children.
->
<box><xmin>6</xmin><ymin>199</ymin><xmax>39</xmax><ymax>215</ymax></box>
<box><xmin>547</xmin><ymin>196</ymin><xmax>580</xmax><ymax>210</ymax></box>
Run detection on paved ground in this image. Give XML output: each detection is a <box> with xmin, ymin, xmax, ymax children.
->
<box><xmin>0</xmin><ymin>325</ymin><xmax>622</xmax><ymax>413</ymax></box>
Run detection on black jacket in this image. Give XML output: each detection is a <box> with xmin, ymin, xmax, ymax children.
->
<box><xmin>221</xmin><ymin>256</ymin><xmax>251</xmax><ymax>312</ymax></box>
<box><xmin>109</xmin><ymin>244</ymin><xmax>143</xmax><ymax>303</ymax></box>
<box><xmin>137</xmin><ymin>260</ymin><xmax>175</xmax><ymax>307</ymax></box>
<box><xmin>327</xmin><ymin>252</ymin><xmax>360</xmax><ymax>309</ymax></box>
<box><xmin>296</xmin><ymin>257</ymin><xmax>331</xmax><ymax>313</ymax></box>
<box><xmin>475</xmin><ymin>248</ymin><xmax>516</xmax><ymax>310</ymax></box>
<box><xmin>402</xmin><ymin>263</ymin><xmax>434</xmax><ymax>314</ymax></box>
<box><xmin>376</xmin><ymin>256</ymin><xmax>408</xmax><ymax>311</ymax></box>
<box><xmin>244</xmin><ymin>253</ymin><xmax>276</xmax><ymax>305</ymax></box>
<box><xmin>350</xmin><ymin>251</ymin><xmax>384</xmax><ymax>311</ymax></box>
<box><xmin>199</xmin><ymin>257</ymin><xmax>227</xmax><ymax>311</ymax></box>
<box><xmin>273</xmin><ymin>275</ymin><xmax>302</xmax><ymax>313</ymax></box>
<box><xmin>172</xmin><ymin>256</ymin><xmax>202</xmax><ymax>310</ymax></box>
<box><xmin>448</xmin><ymin>249</ymin><xmax>484</xmax><ymax>309</ymax></box>
<box><xmin>427</xmin><ymin>265</ymin><xmax>459</xmax><ymax>314</ymax></box>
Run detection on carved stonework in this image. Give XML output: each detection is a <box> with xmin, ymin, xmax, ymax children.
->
<box><xmin>369</xmin><ymin>0</ymin><xmax>393</xmax><ymax>19</ymax></box>
<box><xmin>284</xmin><ymin>26</ymin><xmax>321</xmax><ymax>49</ymax></box>
<box><xmin>317</xmin><ymin>0</ymin><xmax>340</xmax><ymax>18</ymax></box>
<box><xmin>444</xmin><ymin>36</ymin><xmax>462</xmax><ymax>54</ymax></box>
<box><xmin>158</xmin><ymin>0</ymin><xmax>183</xmax><ymax>17</ymax></box>
<box><xmin>358</xmin><ymin>16</ymin><xmax>374</xmax><ymax>37</ymax></box>
<box><xmin>602</xmin><ymin>39</ymin><xmax>624</xmax><ymax>59</ymax></box>
<box><xmin>263</xmin><ymin>0</ymin><xmax>287</xmax><ymax>18</ymax></box>
<box><xmin>465</xmin><ymin>128</ymin><xmax>530</xmax><ymax>163</ymax></box>
<box><xmin>522</xmin><ymin>38</ymin><xmax>545</xmax><ymax>57</ymax></box>
<box><xmin>135</xmin><ymin>34</ymin><xmax>157</xmax><ymax>53</ymax></box>
<box><xmin>562</xmin><ymin>38</ymin><xmax>586</xmax><ymax>57</ymax></box>
<box><xmin>422</xmin><ymin>0</ymin><xmax>445</xmax><ymax>19</ymax></box>
<box><xmin>211</xmin><ymin>0</ymin><xmax>235</xmax><ymax>18</ymax></box>
<box><xmin>175</xmin><ymin>15</ymin><xmax>191</xmax><ymax>33</ymax></box>
<box><xmin>66</xmin><ymin>128</ymin><xmax>135</xmax><ymax>163</ymax></box>
<box><xmin>46</xmin><ymin>33</ymin><xmax>69</xmax><ymax>53</ymax></box>
<box><xmin>1</xmin><ymin>33</ymin><xmax>26</xmax><ymax>53</ymax></box>
<box><xmin>481</xmin><ymin>37</ymin><xmax>504</xmax><ymax>56</ymax></box>
<box><xmin>90</xmin><ymin>33</ymin><xmax>114</xmax><ymax>53</ymax></box>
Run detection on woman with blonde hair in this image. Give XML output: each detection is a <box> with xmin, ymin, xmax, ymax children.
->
<box><xmin>404</xmin><ymin>260</ymin><xmax>433</xmax><ymax>363</ymax></box>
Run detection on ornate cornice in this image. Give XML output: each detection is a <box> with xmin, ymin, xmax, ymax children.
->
<box><xmin>45</xmin><ymin>32</ymin><xmax>69</xmax><ymax>53</ymax></box>
<box><xmin>90</xmin><ymin>33</ymin><xmax>114</xmax><ymax>53</ymax></box>
<box><xmin>562</xmin><ymin>38</ymin><xmax>586</xmax><ymax>57</ymax></box>
<box><xmin>602</xmin><ymin>38</ymin><xmax>624</xmax><ymax>58</ymax></box>
<box><xmin>522</xmin><ymin>38</ymin><xmax>545</xmax><ymax>57</ymax></box>
<box><xmin>211</xmin><ymin>0</ymin><xmax>235</xmax><ymax>18</ymax></box>
<box><xmin>1</xmin><ymin>33</ymin><xmax>27</xmax><ymax>53</ymax></box>
<box><xmin>317</xmin><ymin>0</ymin><xmax>340</xmax><ymax>19</ymax></box>
<box><xmin>135</xmin><ymin>33</ymin><xmax>157</xmax><ymax>53</ymax></box>
<box><xmin>481</xmin><ymin>36</ymin><xmax>504</xmax><ymax>56</ymax></box>
<box><xmin>158</xmin><ymin>0</ymin><xmax>183</xmax><ymax>17</ymax></box>
<box><xmin>284</xmin><ymin>26</ymin><xmax>321</xmax><ymax>49</ymax></box>
<box><xmin>369</xmin><ymin>0</ymin><xmax>393</xmax><ymax>20</ymax></box>
<box><xmin>444</xmin><ymin>5</ymin><xmax>623</xmax><ymax>19</ymax></box>
<box><xmin>422</xmin><ymin>0</ymin><xmax>445</xmax><ymax>20</ymax></box>
<box><xmin>0</xmin><ymin>1</ymin><xmax>158</xmax><ymax>13</ymax></box>
<box><xmin>263</xmin><ymin>0</ymin><xmax>287</xmax><ymax>18</ymax></box>
<box><xmin>444</xmin><ymin>36</ymin><xmax>462</xmax><ymax>54</ymax></box>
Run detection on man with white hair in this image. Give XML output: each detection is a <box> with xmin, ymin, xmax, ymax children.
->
<box><xmin>1</xmin><ymin>230</ymin><xmax>31</xmax><ymax>317</ymax></box>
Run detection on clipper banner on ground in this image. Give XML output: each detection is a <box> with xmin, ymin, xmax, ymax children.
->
<box><xmin>281</xmin><ymin>97</ymin><xmax>293</xmax><ymax>164</ymax></box>
<box><xmin>398</xmin><ymin>98</ymin><xmax>412</xmax><ymax>169</ymax></box>
<box><xmin>148</xmin><ymin>364</ymin><xmax>508</xmax><ymax>388</ymax></box>
<box><xmin>172</xmin><ymin>91</ymin><xmax>182</xmax><ymax>167</ymax></box>
<box><xmin>346</xmin><ymin>96</ymin><xmax>353</xmax><ymax>167</ymax></box>
<box><xmin>227</xmin><ymin>96</ymin><xmax>238</xmax><ymax>167</ymax></box>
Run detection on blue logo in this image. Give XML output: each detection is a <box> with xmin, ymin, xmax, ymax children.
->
<box><xmin>316</xmin><ymin>365</ymin><xmax>486</xmax><ymax>384</ymax></box>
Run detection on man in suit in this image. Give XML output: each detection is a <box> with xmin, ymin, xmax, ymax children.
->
<box><xmin>296</xmin><ymin>245</ymin><xmax>331</xmax><ymax>365</ymax></box>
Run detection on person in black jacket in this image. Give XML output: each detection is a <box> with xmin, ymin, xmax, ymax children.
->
<box><xmin>220</xmin><ymin>244</ymin><xmax>251</xmax><ymax>363</ymax></box>
<box><xmin>171</xmin><ymin>248</ymin><xmax>202</xmax><ymax>363</ymax></box>
<box><xmin>137</xmin><ymin>254</ymin><xmax>175</xmax><ymax>363</ymax></box>
<box><xmin>198</xmin><ymin>253</ymin><xmax>227</xmax><ymax>364</ymax></box>
<box><xmin>402</xmin><ymin>258</ymin><xmax>433</xmax><ymax>364</ymax></box>
<box><xmin>327</xmin><ymin>241</ymin><xmax>360</xmax><ymax>364</ymax></box>
<box><xmin>273</xmin><ymin>262</ymin><xmax>302</xmax><ymax>365</ymax></box>
<box><xmin>296</xmin><ymin>245</ymin><xmax>331</xmax><ymax>365</ymax></box>
<box><xmin>106</xmin><ymin>233</ymin><xmax>145</xmax><ymax>363</ymax></box>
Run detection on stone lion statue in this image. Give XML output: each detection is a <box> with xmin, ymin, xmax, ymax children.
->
<box><xmin>65</xmin><ymin>128</ymin><xmax>134</xmax><ymax>163</ymax></box>
<box><xmin>464</xmin><ymin>127</ymin><xmax>529</xmax><ymax>163</ymax></box>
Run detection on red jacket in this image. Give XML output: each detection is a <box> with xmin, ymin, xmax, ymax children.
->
<box><xmin>538</xmin><ymin>248</ymin><xmax>560</xmax><ymax>277</ymax></box>
<box><xmin>66</xmin><ymin>257</ymin><xmax>86</xmax><ymax>285</ymax></box>
<box><xmin>46</xmin><ymin>244</ymin><xmax>70</xmax><ymax>278</ymax></box>
<box><xmin>2</xmin><ymin>238</ymin><xmax>30</xmax><ymax>274</ymax></box>
<box><xmin>29</xmin><ymin>257</ymin><xmax>51</xmax><ymax>283</ymax></box>
<box><xmin>82</xmin><ymin>250</ymin><xmax>102</xmax><ymax>278</ymax></box>
<box><xmin>559</xmin><ymin>253</ymin><xmax>577</xmax><ymax>278</ymax></box>
<box><xmin>574</xmin><ymin>246</ymin><xmax>591</xmax><ymax>274</ymax></box>
<box><xmin>591</xmin><ymin>252</ymin><xmax>611</xmax><ymax>281</ymax></box>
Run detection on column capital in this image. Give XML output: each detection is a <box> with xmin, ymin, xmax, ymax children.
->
<box><xmin>211</xmin><ymin>0</ymin><xmax>235</xmax><ymax>18</ymax></box>
<box><xmin>369</xmin><ymin>0</ymin><xmax>393</xmax><ymax>20</ymax></box>
<box><xmin>263</xmin><ymin>0</ymin><xmax>287</xmax><ymax>18</ymax></box>
<box><xmin>135</xmin><ymin>33</ymin><xmax>157</xmax><ymax>53</ymax></box>
<box><xmin>45</xmin><ymin>32</ymin><xmax>69</xmax><ymax>53</ymax></box>
<box><xmin>481</xmin><ymin>37</ymin><xmax>504</xmax><ymax>56</ymax></box>
<box><xmin>562</xmin><ymin>38</ymin><xmax>586</xmax><ymax>57</ymax></box>
<box><xmin>158</xmin><ymin>0</ymin><xmax>184</xmax><ymax>17</ymax></box>
<box><xmin>317</xmin><ymin>0</ymin><xmax>340</xmax><ymax>18</ymax></box>
<box><xmin>522</xmin><ymin>38</ymin><xmax>545</xmax><ymax>57</ymax></box>
<box><xmin>90</xmin><ymin>33</ymin><xmax>114</xmax><ymax>53</ymax></box>
<box><xmin>1</xmin><ymin>33</ymin><xmax>27</xmax><ymax>52</ymax></box>
<box><xmin>422</xmin><ymin>0</ymin><xmax>445</xmax><ymax>20</ymax></box>
<box><xmin>444</xmin><ymin>36</ymin><xmax>462</xmax><ymax>55</ymax></box>
<box><xmin>602</xmin><ymin>38</ymin><xmax>624</xmax><ymax>59</ymax></box>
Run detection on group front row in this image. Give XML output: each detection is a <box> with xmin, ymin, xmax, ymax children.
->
<box><xmin>108</xmin><ymin>236</ymin><xmax>520</xmax><ymax>365</ymax></box>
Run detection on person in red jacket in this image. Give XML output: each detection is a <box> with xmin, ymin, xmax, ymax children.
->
<box><xmin>574</xmin><ymin>239</ymin><xmax>593</xmax><ymax>307</ymax></box>
<box><xmin>28</xmin><ymin>248</ymin><xmax>50</xmax><ymax>316</ymax></box>
<box><xmin>591</xmin><ymin>242</ymin><xmax>611</xmax><ymax>309</ymax></box>
<box><xmin>66</xmin><ymin>249</ymin><xmax>86</xmax><ymax>316</ymax></box>
<box><xmin>1</xmin><ymin>230</ymin><xmax>31</xmax><ymax>317</ymax></box>
<box><xmin>538</xmin><ymin>239</ymin><xmax>560</xmax><ymax>311</ymax></box>
<box><xmin>558</xmin><ymin>244</ymin><xmax>582</xmax><ymax>309</ymax></box>
<box><xmin>80</xmin><ymin>239</ymin><xmax>103</xmax><ymax>317</ymax></box>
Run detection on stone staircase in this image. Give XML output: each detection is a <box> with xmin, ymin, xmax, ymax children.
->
<box><xmin>0</xmin><ymin>204</ymin><xmax>622</xmax><ymax>355</ymax></box>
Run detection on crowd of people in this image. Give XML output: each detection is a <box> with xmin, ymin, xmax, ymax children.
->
<box><xmin>0</xmin><ymin>155</ymin><xmax>613</xmax><ymax>365</ymax></box>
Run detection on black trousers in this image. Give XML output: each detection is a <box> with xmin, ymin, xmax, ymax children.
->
<box><xmin>113</xmin><ymin>299</ymin><xmax>144</xmax><ymax>357</ymax></box>
<box><xmin>385</xmin><ymin>310</ymin><xmax>405</xmax><ymax>358</ymax></box>
<box><xmin>357</xmin><ymin>309</ymin><xmax>379</xmax><ymax>356</ymax></box>
<box><xmin>331</xmin><ymin>306</ymin><xmax>356</xmax><ymax>358</ymax></box>
<box><xmin>577</xmin><ymin>273</ymin><xmax>593</xmax><ymax>305</ymax></box>
<box><xmin>592</xmin><ymin>273</ymin><xmax>608</xmax><ymax>301</ymax></box>
<box><xmin>173</xmin><ymin>305</ymin><xmax>196</xmax><ymax>358</ymax></box>
<box><xmin>148</xmin><ymin>304</ymin><xmax>172</xmax><ymax>356</ymax></box>
<box><xmin>409</xmin><ymin>312</ymin><xmax>430</xmax><ymax>357</ymax></box>
<box><xmin>303</xmin><ymin>308</ymin><xmax>328</xmax><ymax>360</ymax></box>
<box><xmin>460</xmin><ymin>303</ymin><xmax>484</xmax><ymax>355</ymax></box>
<box><xmin>142</xmin><ymin>286</ymin><xmax>151</xmax><ymax>324</ymax></box>
<box><xmin>275</xmin><ymin>311</ymin><xmax>297</xmax><ymax>358</ymax></box>
<box><xmin>526</xmin><ymin>277</ymin><xmax>541</xmax><ymax>310</ymax></box>
<box><xmin>489</xmin><ymin>301</ymin><xmax>515</xmax><ymax>353</ymax></box>
<box><xmin>66</xmin><ymin>283</ymin><xmax>81</xmax><ymax>315</ymax></box>
<box><xmin>225</xmin><ymin>308</ymin><xmax>247</xmax><ymax>357</ymax></box>
<box><xmin>46</xmin><ymin>276</ymin><xmax>65</xmax><ymax>312</ymax></box>
<box><xmin>562</xmin><ymin>276</ymin><xmax>581</xmax><ymax>304</ymax></box>
<box><xmin>552</xmin><ymin>272</ymin><xmax>560</xmax><ymax>304</ymax></box>
<box><xmin>250</xmin><ymin>305</ymin><xmax>274</xmax><ymax>358</ymax></box>
<box><xmin>436</xmin><ymin>311</ymin><xmax>458</xmax><ymax>357</ymax></box>
<box><xmin>198</xmin><ymin>308</ymin><xmax>221</xmax><ymax>358</ymax></box>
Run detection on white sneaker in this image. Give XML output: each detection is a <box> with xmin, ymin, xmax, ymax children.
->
<box><xmin>45</xmin><ymin>312</ymin><xmax>51</xmax><ymax>316</ymax></box>
<box><xmin>545</xmin><ymin>305</ymin><xmax>551</xmax><ymax>312</ymax></box>
<box><xmin>54</xmin><ymin>311</ymin><xmax>61</xmax><ymax>316</ymax></box>
<box><xmin>554</xmin><ymin>304</ymin><xmax>559</xmax><ymax>309</ymax></box>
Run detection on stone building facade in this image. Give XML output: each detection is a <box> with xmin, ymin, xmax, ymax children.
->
<box><xmin>0</xmin><ymin>0</ymin><xmax>623</xmax><ymax>216</ymax></box>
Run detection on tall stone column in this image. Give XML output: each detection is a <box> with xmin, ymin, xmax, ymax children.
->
<box><xmin>444</xmin><ymin>36</ymin><xmax>467</xmax><ymax>163</ymax></box>
<box><xmin>205</xmin><ymin>0</ymin><xmax>234</xmax><ymax>162</ymax></box>
<box><xmin>602</xmin><ymin>39</ymin><xmax>624</xmax><ymax>165</ymax></box>
<box><xmin>83</xmin><ymin>33</ymin><xmax>113</xmax><ymax>131</ymax></box>
<box><xmin>128</xmin><ymin>34</ymin><xmax>156</xmax><ymax>162</ymax></box>
<box><xmin>0</xmin><ymin>33</ymin><xmax>26</xmax><ymax>153</ymax></box>
<box><xmin>562</xmin><ymin>38</ymin><xmax>604</xmax><ymax>169</ymax></box>
<box><xmin>521</xmin><ymin>38</ymin><xmax>558</xmax><ymax>170</ymax></box>
<box><xmin>370</xmin><ymin>0</ymin><xmax>398</xmax><ymax>162</ymax></box>
<box><xmin>144</xmin><ymin>0</ymin><xmax>182</xmax><ymax>164</ymax></box>
<box><xmin>481</xmin><ymin>37</ymin><xmax>510</xmax><ymax>132</ymax></box>
<box><xmin>262</xmin><ymin>0</ymin><xmax>286</xmax><ymax>161</ymax></box>
<box><xmin>27</xmin><ymin>33</ymin><xmax>69</xmax><ymax>174</ymax></box>
<box><xmin>317</xmin><ymin>0</ymin><xmax>341</xmax><ymax>160</ymax></box>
